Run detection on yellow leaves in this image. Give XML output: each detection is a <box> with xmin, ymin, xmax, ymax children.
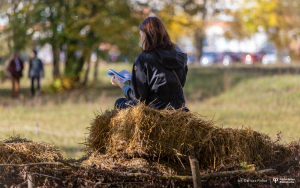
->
<box><xmin>159</xmin><ymin>9</ymin><xmax>195</xmax><ymax>42</ymax></box>
<box><xmin>61</xmin><ymin>77</ymin><xmax>73</xmax><ymax>89</ymax></box>
<box><xmin>268</xmin><ymin>13</ymin><xmax>278</xmax><ymax>27</ymax></box>
<box><xmin>257</xmin><ymin>154</ymin><xmax>263</xmax><ymax>161</ymax></box>
<box><xmin>246</xmin><ymin>164</ymin><xmax>255</xmax><ymax>171</ymax></box>
<box><xmin>240</xmin><ymin>162</ymin><xmax>255</xmax><ymax>171</ymax></box>
<box><xmin>48</xmin><ymin>77</ymin><xmax>77</xmax><ymax>93</ymax></box>
<box><xmin>52</xmin><ymin>79</ymin><xmax>63</xmax><ymax>90</ymax></box>
<box><xmin>240</xmin><ymin>0</ymin><xmax>291</xmax><ymax>34</ymax></box>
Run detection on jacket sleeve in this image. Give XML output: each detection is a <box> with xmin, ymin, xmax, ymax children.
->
<box><xmin>122</xmin><ymin>85</ymin><xmax>130</xmax><ymax>98</ymax></box>
<box><xmin>126</xmin><ymin>55</ymin><xmax>148</xmax><ymax>103</ymax></box>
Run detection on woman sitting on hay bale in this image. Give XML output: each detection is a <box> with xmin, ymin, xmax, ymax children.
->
<box><xmin>111</xmin><ymin>17</ymin><xmax>188</xmax><ymax>110</ymax></box>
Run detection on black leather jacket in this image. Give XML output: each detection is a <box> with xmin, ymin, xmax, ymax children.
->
<box><xmin>126</xmin><ymin>46</ymin><xmax>188</xmax><ymax>110</ymax></box>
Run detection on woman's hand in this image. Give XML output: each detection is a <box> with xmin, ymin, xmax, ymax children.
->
<box><xmin>111</xmin><ymin>75</ymin><xmax>124</xmax><ymax>89</ymax></box>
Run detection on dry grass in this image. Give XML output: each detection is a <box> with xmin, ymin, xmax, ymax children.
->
<box><xmin>0</xmin><ymin>135</ymin><xmax>64</xmax><ymax>165</ymax></box>
<box><xmin>82</xmin><ymin>151</ymin><xmax>192</xmax><ymax>175</ymax></box>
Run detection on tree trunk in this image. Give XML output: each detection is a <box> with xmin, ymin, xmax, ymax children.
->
<box><xmin>82</xmin><ymin>60</ymin><xmax>91</xmax><ymax>86</ymax></box>
<box><xmin>64</xmin><ymin>42</ymin><xmax>85</xmax><ymax>82</ymax></box>
<box><xmin>193</xmin><ymin>0</ymin><xmax>207</xmax><ymax>63</ymax></box>
<box><xmin>93</xmin><ymin>60</ymin><xmax>99</xmax><ymax>82</ymax></box>
<box><xmin>52</xmin><ymin>46</ymin><xmax>61</xmax><ymax>78</ymax></box>
<box><xmin>195</xmin><ymin>29</ymin><xmax>204</xmax><ymax>63</ymax></box>
<box><xmin>49</xmin><ymin>11</ymin><xmax>61</xmax><ymax>79</ymax></box>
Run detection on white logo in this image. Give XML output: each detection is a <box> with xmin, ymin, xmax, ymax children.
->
<box><xmin>273</xmin><ymin>178</ymin><xmax>278</xmax><ymax>183</ymax></box>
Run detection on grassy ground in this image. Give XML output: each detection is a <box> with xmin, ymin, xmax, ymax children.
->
<box><xmin>1</xmin><ymin>62</ymin><xmax>300</xmax><ymax>158</ymax></box>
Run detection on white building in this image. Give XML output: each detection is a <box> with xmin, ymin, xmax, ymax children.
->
<box><xmin>178</xmin><ymin>0</ymin><xmax>269</xmax><ymax>54</ymax></box>
<box><xmin>204</xmin><ymin>22</ymin><xmax>268</xmax><ymax>53</ymax></box>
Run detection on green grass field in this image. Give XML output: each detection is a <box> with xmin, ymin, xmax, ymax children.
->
<box><xmin>1</xmin><ymin>62</ymin><xmax>300</xmax><ymax>158</ymax></box>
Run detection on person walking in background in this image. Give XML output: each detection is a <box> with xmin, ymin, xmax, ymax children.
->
<box><xmin>29</xmin><ymin>50</ymin><xmax>44</xmax><ymax>97</ymax></box>
<box><xmin>8</xmin><ymin>51</ymin><xmax>24</xmax><ymax>98</ymax></box>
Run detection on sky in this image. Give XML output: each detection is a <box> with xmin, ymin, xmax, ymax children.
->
<box><xmin>0</xmin><ymin>15</ymin><xmax>8</xmax><ymax>26</ymax></box>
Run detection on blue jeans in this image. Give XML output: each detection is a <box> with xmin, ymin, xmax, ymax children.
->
<box><xmin>31</xmin><ymin>77</ymin><xmax>40</xmax><ymax>96</ymax></box>
<box><xmin>114</xmin><ymin>98</ymin><xmax>135</xmax><ymax>109</ymax></box>
<box><xmin>114</xmin><ymin>98</ymin><xmax>190</xmax><ymax>111</ymax></box>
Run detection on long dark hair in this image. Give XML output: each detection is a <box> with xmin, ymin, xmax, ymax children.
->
<box><xmin>139</xmin><ymin>17</ymin><xmax>175</xmax><ymax>52</ymax></box>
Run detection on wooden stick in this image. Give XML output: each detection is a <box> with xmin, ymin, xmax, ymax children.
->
<box><xmin>0</xmin><ymin>160</ymin><xmax>86</xmax><ymax>170</ymax></box>
<box><xmin>0</xmin><ymin>162</ymin><xmax>63</xmax><ymax>167</ymax></box>
<box><xmin>28</xmin><ymin>174</ymin><xmax>35</xmax><ymax>188</ymax></box>
<box><xmin>52</xmin><ymin>168</ymin><xmax>72</xmax><ymax>171</ymax></box>
<box><xmin>0</xmin><ymin>160</ymin><xmax>86</xmax><ymax>169</ymax></box>
<box><xmin>189</xmin><ymin>156</ymin><xmax>201</xmax><ymax>188</ymax></box>
<box><xmin>54</xmin><ymin>159</ymin><xmax>89</xmax><ymax>170</ymax></box>
<box><xmin>118</xmin><ymin>168</ymin><xmax>277</xmax><ymax>181</ymax></box>
<box><xmin>120</xmin><ymin>172</ymin><xmax>193</xmax><ymax>181</ymax></box>
<box><xmin>200</xmin><ymin>168</ymin><xmax>278</xmax><ymax>179</ymax></box>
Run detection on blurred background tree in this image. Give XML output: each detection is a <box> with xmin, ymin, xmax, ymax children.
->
<box><xmin>239</xmin><ymin>0</ymin><xmax>300</xmax><ymax>59</ymax></box>
<box><xmin>0</xmin><ymin>0</ymin><xmax>144</xmax><ymax>84</ymax></box>
<box><xmin>1</xmin><ymin>0</ymin><xmax>32</xmax><ymax>63</ymax></box>
<box><xmin>1</xmin><ymin>0</ymin><xmax>300</xmax><ymax>84</ymax></box>
<box><xmin>0</xmin><ymin>1</ymin><xmax>10</xmax><ymax>59</ymax></box>
<box><xmin>146</xmin><ymin>0</ymin><xmax>300</xmax><ymax>62</ymax></box>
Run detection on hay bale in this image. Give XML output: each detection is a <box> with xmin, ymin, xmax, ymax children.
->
<box><xmin>0</xmin><ymin>135</ymin><xmax>64</xmax><ymax>164</ymax></box>
<box><xmin>86</xmin><ymin>109</ymin><xmax>118</xmax><ymax>153</ymax></box>
<box><xmin>86</xmin><ymin>103</ymin><xmax>289</xmax><ymax>168</ymax></box>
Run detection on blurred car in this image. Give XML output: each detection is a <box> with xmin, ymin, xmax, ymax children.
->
<box><xmin>254</xmin><ymin>52</ymin><xmax>265</xmax><ymax>62</ymax></box>
<box><xmin>222</xmin><ymin>52</ymin><xmax>241</xmax><ymax>62</ymax></box>
<box><xmin>283</xmin><ymin>55</ymin><xmax>292</xmax><ymax>64</ymax></box>
<box><xmin>219</xmin><ymin>52</ymin><xmax>242</xmax><ymax>66</ymax></box>
<box><xmin>242</xmin><ymin>54</ymin><xmax>254</xmax><ymax>64</ymax></box>
<box><xmin>241</xmin><ymin>52</ymin><xmax>265</xmax><ymax>64</ymax></box>
<box><xmin>200</xmin><ymin>52</ymin><xmax>220</xmax><ymax>66</ymax></box>
<box><xmin>262</xmin><ymin>53</ymin><xmax>277</xmax><ymax>65</ymax></box>
<box><xmin>222</xmin><ymin>55</ymin><xmax>233</xmax><ymax>66</ymax></box>
<box><xmin>262</xmin><ymin>52</ymin><xmax>292</xmax><ymax>65</ymax></box>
